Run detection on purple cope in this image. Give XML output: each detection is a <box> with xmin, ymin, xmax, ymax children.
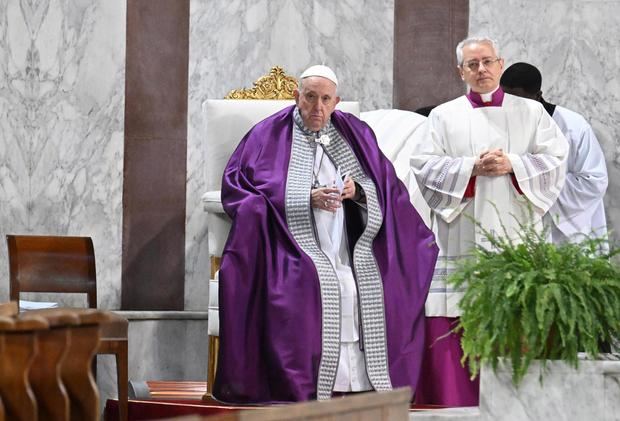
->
<box><xmin>213</xmin><ymin>105</ymin><xmax>438</xmax><ymax>404</ymax></box>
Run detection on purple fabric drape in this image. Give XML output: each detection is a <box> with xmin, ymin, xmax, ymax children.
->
<box><xmin>415</xmin><ymin>317</ymin><xmax>480</xmax><ymax>407</ymax></box>
<box><xmin>213</xmin><ymin>106</ymin><xmax>438</xmax><ymax>404</ymax></box>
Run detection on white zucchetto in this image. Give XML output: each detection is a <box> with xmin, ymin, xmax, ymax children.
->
<box><xmin>300</xmin><ymin>65</ymin><xmax>338</xmax><ymax>86</ymax></box>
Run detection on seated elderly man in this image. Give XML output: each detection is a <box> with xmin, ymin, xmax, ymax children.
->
<box><xmin>213</xmin><ymin>65</ymin><xmax>438</xmax><ymax>404</ymax></box>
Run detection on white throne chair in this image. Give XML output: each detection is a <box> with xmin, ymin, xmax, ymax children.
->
<box><xmin>202</xmin><ymin>67</ymin><xmax>359</xmax><ymax>394</ymax></box>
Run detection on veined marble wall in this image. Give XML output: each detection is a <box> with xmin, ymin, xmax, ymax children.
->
<box><xmin>0</xmin><ymin>0</ymin><xmax>125</xmax><ymax>308</ymax></box>
<box><xmin>7</xmin><ymin>0</ymin><xmax>616</xmax><ymax>311</ymax></box>
<box><xmin>469</xmin><ymin>0</ymin><xmax>620</xmax><ymax>245</ymax></box>
<box><xmin>185</xmin><ymin>0</ymin><xmax>394</xmax><ymax>309</ymax></box>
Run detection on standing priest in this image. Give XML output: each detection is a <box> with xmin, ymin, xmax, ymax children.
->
<box><xmin>410</xmin><ymin>37</ymin><xmax>569</xmax><ymax>407</ymax></box>
<box><xmin>500</xmin><ymin>62</ymin><xmax>609</xmax><ymax>245</ymax></box>
<box><xmin>213</xmin><ymin>65</ymin><xmax>438</xmax><ymax>404</ymax></box>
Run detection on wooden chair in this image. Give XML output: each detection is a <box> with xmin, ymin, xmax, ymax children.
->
<box><xmin>6</xmin><ymin>235</ymin><xmax>129</xmax><ymax>421</ymax></box>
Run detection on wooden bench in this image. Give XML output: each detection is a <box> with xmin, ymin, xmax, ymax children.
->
<box><xmin>0</xmin><ymin>303</ymin><xmax>114</xmax><ymax>421</ymax></box>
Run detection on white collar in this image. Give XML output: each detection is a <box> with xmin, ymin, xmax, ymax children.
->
<box><xmin>480</xmin><ymin>85</ymin><xmax>500</xmax><ymax>103</ymax></box>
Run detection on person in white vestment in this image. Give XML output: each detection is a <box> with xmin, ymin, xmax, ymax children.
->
<box><xmin>410</xmin><ymin>36</ymin><xmax>569</xmax><ymax>407</ymax></box>
<box><xmin>500</xmin><ymin>62</ymin><xmax>609</xmax><ymax>245</ymax></box>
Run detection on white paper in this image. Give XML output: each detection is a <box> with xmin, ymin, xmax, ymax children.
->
<box><xmin>19</xmin><ymin>300</ymin><xmax>59</xmax><ymax>311</ymax></box>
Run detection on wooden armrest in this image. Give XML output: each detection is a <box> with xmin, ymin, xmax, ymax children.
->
<box><xmin>0</xmin><ymin>316</ymin><xmax>15</xmax><ymax>330</ymax></box>
<box><xmin>13</xmin><ymin>315</ymin><xmax>49</xmax><ymax>332</ymax></box>
<box><xmin>0</xmin><ymin>301</ymin><xmax>18</xmax><ymax>317</ymax></box>
<box><xmin>23</xmin><ymin>308</ymin><xmax>81</xmax><ymax>327</ymax></box>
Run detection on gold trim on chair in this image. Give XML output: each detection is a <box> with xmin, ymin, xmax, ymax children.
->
<box><xmin>210</xmin><ymin>256</ymin><xmax>221</xmax><ymax>280</ymax></box>
<box><xmin>205</xmin><ymin>336</ymin><xmax>219</xmax><ymax>400</ymax></box>
<box><xmin>224</xmin><ymin>66</ymin><xmax>298</xmax><ymax>100</ymax></box>
<box><xmin>206</xmin><ymin>259</ymin><xmax>221</xmax><ymax>398</ymax></box>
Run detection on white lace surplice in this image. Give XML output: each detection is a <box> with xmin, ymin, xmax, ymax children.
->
<box><xmin>410</xmin><ymin>94</ymin><xmax>568</xmax><ymax>317</ymax></box>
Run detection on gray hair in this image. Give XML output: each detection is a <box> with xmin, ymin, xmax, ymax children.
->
<box><xmin>456</xmin><ymin>36</ymin><xmax>501</xmax><ymax>65</ymax></box>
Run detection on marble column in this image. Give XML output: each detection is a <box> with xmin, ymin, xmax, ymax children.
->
<box><xmin>0</xmin><ymin>0</ymin><xmax>126</xmax><ymax>308</ymax></box>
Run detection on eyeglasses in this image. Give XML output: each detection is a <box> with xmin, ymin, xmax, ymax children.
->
<box><xmin>462</xmin><ymin>57</ymin><xmax>501</xmax><ymax>71</ymax></box>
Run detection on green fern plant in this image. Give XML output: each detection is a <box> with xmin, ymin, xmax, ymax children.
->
<box><xmin>448</xmin><ymin>211</ymin><xmax>620</xmax><ymax>385</ymax></box>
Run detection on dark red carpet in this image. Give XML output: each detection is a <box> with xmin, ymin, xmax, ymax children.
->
<box><xmin>104</xmin><ymin>398</ymin><xmax>251</xmax><ymax>420</ymax></box>
<box><xmin>103</xmin><ymin>381</ymin><xmax>446</xmax><ymax>420</ymax></box>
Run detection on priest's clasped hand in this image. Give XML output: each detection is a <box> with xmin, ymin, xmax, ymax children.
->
<box><xmin>472</xmin><ymin>148</ymin><xmax>513</xmax><ymax>176</ymax></box>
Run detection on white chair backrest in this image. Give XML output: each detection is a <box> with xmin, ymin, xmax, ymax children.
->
<box><xmin>203</xmin><ymin>99</ymin><xmax>360</xmax><ymax>192</ymax></box>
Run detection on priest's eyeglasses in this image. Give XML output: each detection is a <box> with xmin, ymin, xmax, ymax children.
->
<box><xmin>462</xmin><ymin>57</ymin><xmax>501</xmax><ymax>71</ymax></box>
